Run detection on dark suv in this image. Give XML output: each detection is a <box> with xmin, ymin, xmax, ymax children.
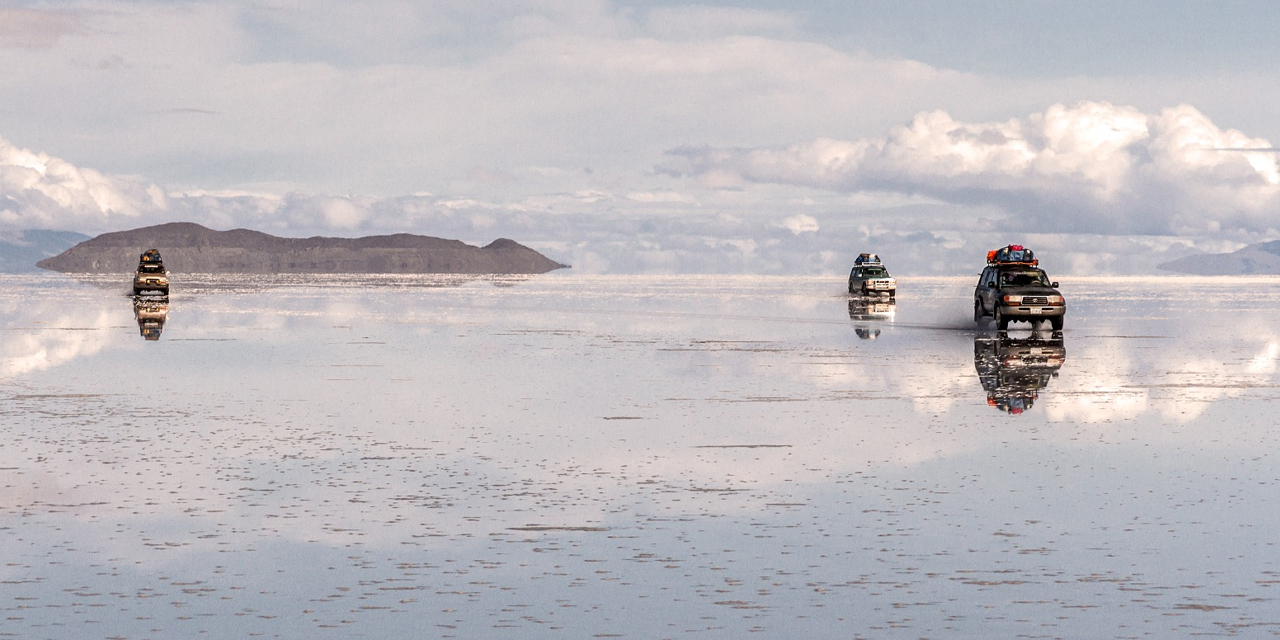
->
<box><xmin>974</xmin><ymin>247</ymin><xmax>1065</xmax><ymax>330</ymax></box>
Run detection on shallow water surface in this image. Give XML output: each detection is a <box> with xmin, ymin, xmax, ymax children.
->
<box><xmin>1</xmin><ymin>273</ymin><xmax>1278</xmax><ymax>639</ymax></box>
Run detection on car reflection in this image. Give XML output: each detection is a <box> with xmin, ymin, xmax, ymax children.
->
<box><xmin>133</xmin><ymin>297</ymin><xmax>169</xmax><ymax>341</ymax></box>
<box><xmin>974</xmin><ymin>332</ymin><xmax>1065</xmax><ymax>414</ymax></box>
<box><xmin>848</xmin><ymin>299</ymin><xmax>896</xmax><ymax>340</ymax></box>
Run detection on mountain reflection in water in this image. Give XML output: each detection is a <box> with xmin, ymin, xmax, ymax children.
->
<box><xmin>974</xmin><ymin>332</ymin><xmax>1066</xmax><ymax>414</ymax></box>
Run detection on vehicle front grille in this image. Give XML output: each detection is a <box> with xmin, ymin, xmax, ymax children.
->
<box><xmin>1022</xmin><ymin>296</ymin><xmax>1049</xmax><ymax>305</ymax></box>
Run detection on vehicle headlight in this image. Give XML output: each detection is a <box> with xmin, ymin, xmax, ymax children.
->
<box><xmin>1002</xmin><ymin>295</ymin><xmax>1022</xmax><ymax>304</ymax></box>
<box><xmin>1048</xmin><ymin>295</ymin><xmax>1063</xmax><ymax>305</ymax></box>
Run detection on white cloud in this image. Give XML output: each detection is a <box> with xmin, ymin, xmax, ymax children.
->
<box><xmin>0</xmin><ymin>0</ymin><xmax>991</xmax><ymax>196</ymax></box>
<box><xmin>2</xmin><ymin>0</ymin><xmax>1279</xmax><ymax>213</ymax></box>
<box><xmin>625</xmin><ymin>191</ymin><xmax>696</xmax><ymax>203</ymax></box>
<box><xmin>0</xmin><ymin>134</ymin><xmax>168</xmax><ymax>229</ymax></box>
<box><xmin>5</xmin><ymin>5</ymin><xmax>1280</xmax><ymax>278</ymax></box>
<box><xmin>309</xmin><ymin>195</ymin><xmax>370</xmax><ymax>229</ymax></box>
<box><xmin>660</xmin><ymin>102</ymin><xmax>1280</xmax><ymax>236</ymax></box>
<box><xmin>779</xmin><ymin>213</ymin><xmax>818</xmax><ymax>234</ymax></box>
<box><xmin>3</xmin><ymin>129</ymin><xmax>1273</xmax><ymax>275</ymax></box>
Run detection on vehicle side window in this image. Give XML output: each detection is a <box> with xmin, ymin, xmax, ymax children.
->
<box><xmin>979</xmin><ymin>268</ymin><xmax>992</xmax><ymax>287</ymax></box>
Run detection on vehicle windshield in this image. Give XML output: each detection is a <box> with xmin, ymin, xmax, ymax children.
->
<box><xmin>861</xmin><ymin>267</ymin><xmax>888</xmax><ymax>276</ymax></box>
<box><xmin>138</xmin><ymin>264</ymin><xmax>164</xmax><ymax>273</ymax></box>
<box><xmin>999</xmin><ymin>270</ymin><xmax>1049</xmax><ymax>287</ymax></box>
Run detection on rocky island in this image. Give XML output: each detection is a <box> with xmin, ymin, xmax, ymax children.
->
<box><xmin>1158</xmin><ymin>240</ymin><xmax>1280</xmax><ymax>275</ymax></box>
<box><xmin>37</xmin><ymin>222</ymin><xmax>568</xmax><ymax>274</ymax></box>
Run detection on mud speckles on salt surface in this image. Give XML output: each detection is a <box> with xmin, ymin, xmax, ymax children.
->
<box><xmin>1</xmin><ymin>273</ymin><xmax>1279</xmax><ymax>638</ymax></box>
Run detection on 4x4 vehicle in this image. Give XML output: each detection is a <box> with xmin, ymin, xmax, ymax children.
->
<box><xmin>973</xmin><ymin>245</ymin><xmax>1065</xmax><ymax>330</ymax></box>
<box><xmin>848</xmin><ymin>253</ymin><xmax>897</xmax><ymax>298</ymax></box>
<box><xmin>133</xmin><ymin>249</ymin><xmax>169</xmax><ymax>296</ymax></box>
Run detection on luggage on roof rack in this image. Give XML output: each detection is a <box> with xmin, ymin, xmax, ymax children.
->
<box><xmin>853</xmin><ymin>252</ymin><xmax>881</xmax><ymax>266</ymax></box>
<box><xmin>986</xmin><ymin>245</ymin><xmax>1037</xmax><ymax>266</ymax></box>
<box><xmin>139</xmin><ymin>249</ymin><xmax>164</xmax><ymax>267</ymax></box>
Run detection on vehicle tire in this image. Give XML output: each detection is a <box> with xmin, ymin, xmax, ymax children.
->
<box><xmin>974</xmin><ymin>301</ymin><xmax>983</xmax><ymax>324</ymax></box>
<box><xmin>995</xmin><ymin>307</ymin><xmax>1009</xmax><ymax>331</ymax></box>
<box><xmin>1050</xmin><ymin>316</ymin><xmax>1064</xmax><ymax>331</ymax></box>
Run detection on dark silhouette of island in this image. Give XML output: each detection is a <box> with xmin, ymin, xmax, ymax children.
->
<box><xmin>37</xmin><ymin>222</ymin><xmax>568</xmax><ymax>274</ymax></box>
<box><xmin>1158</xmin><ymin>240</ymin><xmax>1280</xmax><ymax>275</ymax></box>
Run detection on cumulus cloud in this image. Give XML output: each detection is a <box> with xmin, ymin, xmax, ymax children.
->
<box><xmin>0</xmin><ymin>129</ymin><xmax>1247</xmax><ymax>275</ymax></box>
<box><xmin>659</xmin><ymin>102</ymin><xmax>1280</xmax><ymax>236</ymax></box>
<box><xmin>0</xmin><ymin>120</ymin><xmax>1272</xmax><ymax>276</ymax></box>
<box><xmin>0</xmin><ymin>0</ymin><xmax>1000</xmax><ymax>197</ymax></box>
<box><xmin>295</xmin><ymin>195</ymin><xmax>370</xmax><ymax>230</ymax></box>
<box><xmin>779</xmin><ymin>213</ymin><xmax>818</xmax><ymax>234</ymax></box>
<box><xmin>0</xmin><ymin>134</ymin><xmax>168</xmax><ymax>230</ymax></box>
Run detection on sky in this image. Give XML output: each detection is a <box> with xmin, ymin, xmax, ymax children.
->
<box><xmin>2</xmin><ymin>0</ymin><xmax>1280</xmax><ymax>274</ymax></box>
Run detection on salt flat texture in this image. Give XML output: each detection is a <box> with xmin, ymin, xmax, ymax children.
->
<box><xmin>1</xmin><ymin>273</ymin><xmax>1278</xmax><ymax>639</ymax></box>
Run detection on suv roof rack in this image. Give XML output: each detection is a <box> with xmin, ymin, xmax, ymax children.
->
<box><xmin>986</xmin><ymin>244</ymin><xmax>1038</xmax><ymax>266</ymax></box>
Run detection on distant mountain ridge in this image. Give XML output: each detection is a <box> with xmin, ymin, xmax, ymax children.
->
<box><xmin>1158</xmin><ymin>241</ymin><xmax>1280</xmax><ymax>275</ymax></box>
<box><xmin>0</xmin><ymin>230</ymin><xmax>92</xmax><ymax>273</ymax></box>
<box><xmin>37</xmin><ymin>222</ymin><xmax>568</xmax><ymax>274</ymax></box>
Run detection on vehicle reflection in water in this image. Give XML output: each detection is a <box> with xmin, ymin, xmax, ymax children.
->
<box><xmin>848</xmin><ymin>298</ymin><xmax>895</xmax><ymax>340</ymax></box>
<box><xmin>974</xmin><ymin>332</ymin><xmax>1066</xmax><ymax>414</ymax></box>
<box><xmin>133</xmin><ymin>297</ymin><xmax>169</xmax><ymax>341</ymax></box>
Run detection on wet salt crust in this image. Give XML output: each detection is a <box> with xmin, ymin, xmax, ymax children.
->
<box><xmin>1</xmin><ymin>273</ymin><xmax>1278</xmax><ymax>639</ymax></box>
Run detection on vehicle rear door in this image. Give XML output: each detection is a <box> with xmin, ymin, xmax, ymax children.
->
<box><xmin>977</xmin><ymin>267</ymin><xmax>997</xmax><ymax>310</ymax></box>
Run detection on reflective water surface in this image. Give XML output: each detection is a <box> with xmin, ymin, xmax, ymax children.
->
<box><xmin>1</xmin><ymin>273</ymin><xmax>1278</xmax><ymax>639</ymax></box>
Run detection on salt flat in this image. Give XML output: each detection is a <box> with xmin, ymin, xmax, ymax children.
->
<box><xmin>1</xmin><ymin>273</ymin><xmax>1278</xmax><ymax>639</ymax></box>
